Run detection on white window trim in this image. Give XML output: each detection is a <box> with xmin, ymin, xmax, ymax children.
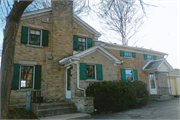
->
<box><xmin>78</xmin><ymin>37</ymin><xmax>88</xmax><ymax>51</ymax></box>
<box><xmin>125</xmin><ymin>68</ymin><xmax>134</xmax><ymax>81</ymax></box>
<box><xmin>124</xmin><ymin>51</ymin><xmax>132</xmax><ymax>58</ymax></box>
<box><xmin>27</xmin><ymin>28</ymin><xmax>43</xmax><ymax>47</ymax></box>
<box><xmin>86</xmin><ymin>64</ymin><xmax>97</xmax><ymax>80</ymax></box>
<box><xmin>19</xmin><ymin>65</ymin><xmax>35</xmax><ymax>90</ymax></box>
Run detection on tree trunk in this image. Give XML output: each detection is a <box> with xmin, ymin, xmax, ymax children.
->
<box><xmin>1</xmin><ymin>1</ymin><xmax>32</xmax><ymax>119</ymax></box>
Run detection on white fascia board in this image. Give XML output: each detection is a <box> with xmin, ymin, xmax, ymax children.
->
<box><xmin>164</xmin><ymin>60</ymin><xmax>173</xmax><ymax>70</ymax></box>
<box><xmin>21</xmin><ymin>8</ymin><xmax>52</xmax><ymax>20</ymax></box>
<box><xmin>73</xmin><ymin>14</ymin><xmax>101</xmax><ymax>38</ymax></box>
<box><xmin>97</xmin><ymin>49</ymin><xmax>114</xmax><ymax>61</ymax></box>
<box><xmin>103</xmin><ymin>43</ymin><xmax>168</xmax><ymax>56</ymax></box>
<box><xmin>142</xmin><ymin>61</ymin><xmax>152</xmax><ymax>70</ymax></box>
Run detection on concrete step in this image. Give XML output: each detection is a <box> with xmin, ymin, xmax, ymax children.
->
<box><xmin>39</xmin><ymin>113</ymin><xmax>91</xmax><ymax>119</ymax></box>
<box><xmin>38</xmin><ymin>107</ymin><xmax>77</xmax><ymax>117</ymax></box>
<box><xmin>31</xmin><ymin>102</ymin><xmax>78</xmax><ymax>117</ymax></box>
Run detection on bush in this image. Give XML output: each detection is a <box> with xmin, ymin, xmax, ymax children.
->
<box><xmin>86</xmin><ymin>80</ymin><xmax>149</xmax><ymax>113</ymax></box>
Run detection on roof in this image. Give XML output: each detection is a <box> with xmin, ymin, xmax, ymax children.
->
<box><xmin>100</xmin><ymin>42</ymin><xmax>168</xmax><ymax>56</ymax></box>
<box><xmin>59</xmin><ymin>45</ymin><xmax>122</xmax><ymax>65</ymax></box>
<box><xmin>143</xmin><ymin>59</ymin><xmax>173</xmax><ymax>72</ymax></box>
<box><xmin>21</xmin><ymin>8</ymin><xmax>101</xmax><ymax>38</ymax></box>
<box><xmin>169</xmin><ymin>69</ymin><xmax>180</xmax><ymax>74</ymax></box>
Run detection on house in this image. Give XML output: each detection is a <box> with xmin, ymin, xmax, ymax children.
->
<box><xmin>167</xmin><ymin>69</ymin><xmax>180</xmax><ymax>96</ymax></box>
<box><xmin>10</xmin><ymin>0</ymin><xmax>174</xmax><ymax>115</ymax></box>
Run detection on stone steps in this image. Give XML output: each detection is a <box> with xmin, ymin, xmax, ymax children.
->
<box><xmin>149</xmin><ymin>95</ymin><xmax>174</xmax><ymax>101</ymax></box>
<box><xmin>31</xmin><ymin>102</ymin><xmax>78</xmax><ymax>117</ymax></box>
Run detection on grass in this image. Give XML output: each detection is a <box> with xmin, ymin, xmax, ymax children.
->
<box><xmin>8</xmin><ymin>108</ymin><xmax>38</xmax><ymax>119</ymax></box>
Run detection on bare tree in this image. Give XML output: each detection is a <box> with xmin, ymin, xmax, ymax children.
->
<box><xmin>97</xmin><ymin>0</ymin><xmax>144</xmax><ymax>45</ymax></box>
<box><xmin>0</xmin><ymin>0</ymin><xmax>148</xmax><ymax>118</ymax></box>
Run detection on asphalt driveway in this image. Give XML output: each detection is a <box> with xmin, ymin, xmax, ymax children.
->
<box><xmin>89</xmin><ymin>98</ymin><xmax>180</xmax><ymax>119</ymax></box>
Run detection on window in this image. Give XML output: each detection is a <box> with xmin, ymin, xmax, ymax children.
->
<box><xmin>147</xmin><ymin>55</ymin><xmax>152</xmax><ymax>60</ymax></box>
<box><xmin>87</xmin><ymin>65</ymin><xmax>95</xmax><ymax>79</ymax></box>
<box><xmin>73</xmin><ymin>35</ymin><xmax>92</xmax><ymax>51</ymax></box>
<box><xmin>80</xmin><ymin>63</ymin><xmax>103</xmax><ymax>80</ymax></box>
<box><xmin>149</xmin><ymin>73</ymin><xmax>155</xmax><ymax>89</ymax></box>
<box><xmin>124</xmin><ymin>52</ymin><xmax>131</xmax><ymax>57</ymax></box>
<box><xmin>144</xmin><ymin>54</ymin><xmax>156</xmax><ymax>60</ymax></box>
<box><xmin>20</xmin><ymin>66</ymin><xmax>34</xmax><ymax>89</ymax></box>
<box><xmin>12</xmin><ymin>64</ymin><xmax>41</xmax><ymax>90</ymax></box>
<box><xmin>121</xmin><ymin>68</ymin><xmax>138</xmax><ymax>81</ymax></box>
<box><xmin>21</xmin><ymin>26</ymin><xmax>49</xmax><ymax>47</ymax></box>
<box><xmin>120</xmin><ymin>51</ymin><xmax>136</xmax><ymax>58</ymax></box>
<box><xmin>29</xmin><ymin>29</ymin><xmax>41</xmax><ymax>45</ymax></box>
<box><xmin>125</xmin><ymin>69</ymin><xmax>133</xmax><ymax>81</ymax></box>
<box><xmin>78</xmin><ymin>37</ymin><xmax>86</xmax><ymax>51</ymax></box>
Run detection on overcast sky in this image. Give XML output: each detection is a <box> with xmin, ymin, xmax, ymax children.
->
<box><xmin>81</xmin><ymin>0</ymin><xmax>180</xmax><ymax>69</ymax></box>
<box><xmin>0</xmin><ymin>0</ymin><xmax>179</xmax><ymax>69</ymax></box>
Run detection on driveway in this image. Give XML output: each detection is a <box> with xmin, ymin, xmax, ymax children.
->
<box><xmin>89</xmin><ymin>98</ymin><xmax>180</xmax><ymax>119</ymax></box>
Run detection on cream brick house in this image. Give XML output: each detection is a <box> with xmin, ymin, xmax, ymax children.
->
<box><xmin>10</xmin><ymin>0</ymin><xmax>174</xmax><ymax>106</ymax></box>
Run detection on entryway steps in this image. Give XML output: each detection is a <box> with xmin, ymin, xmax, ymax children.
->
<box><xmin>149</xmin><ymin>95</ymin><xmax>174</xmax><ymax>101</ymax></box>
<box><xmin>31</xmin><ymin>102</ymin><xmax>78</xmax><ymax>117</ymax></box>
<box><xmin>39</xmin><ymin>113</ymin><xmax>91</xmax><ymax>119</ymax></box>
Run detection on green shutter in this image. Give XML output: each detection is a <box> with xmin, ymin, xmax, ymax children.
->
<box><xmin>73</xmin><ymin>35</ymin><xmax>78</xmax><ymax>50</ymax></box>
<box><xmin>42</xmin><ymin>30</ymin><xmax>49</xmax><ymax>46</ymax></box>
<box><xmin>144</xmin><ymin>54</ymin><xmax>147</xmax><ymax>59</ymax></box>
<box><xmin>153</xmin><ymin>56</ymin><xmax>156</xmax><ymax>60</ymax></box>
<box><xmin>120</xmin><ymin>51</ymin><xmax>124</xmax><ymax>56</ymax></box>
<box><xmin>34</xmin><ymin>65</ymin><xmax>41</xmax><ymax>89</ymax></box>
<box><xmin>21</xmin><ymin>26</ymin><xmax>28</xmax><ymax>44</ymax></box>
<box><xmin>132</xmin><ymin>52</ymin><xmax>136</xmax><ymax>58</ymax></box>
<box><xmin>96</xmin><ymin>64</ymin><xmax>103</xmax><ymax>80</ymax></box>
<box><xmin>80</xmin><ymin>63</ymin><xmax>87</xmax><ymax>80</ymax></box>
<box><xmin>133</xmin><ymin>69</ymin><xmax>138</xmax><ymax>81</ymax></box>
<box><xmin>87</xmin><ymin>38</ymin><xmax>92</xmax><ymax>48</ymax></box>
<box><xmin>121</xmin><ymin>68</ymin><xmax>126</xmax><ymax>81</ymax></box>
<box><xmin>12</xmin><ymin>64</ymin><xmax>20</xmax><ymax>90</ymax></box>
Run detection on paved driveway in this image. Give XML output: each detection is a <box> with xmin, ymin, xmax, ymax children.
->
<box><xmin>90</xmin><ymin>98</ymin><xmax>180</xmax><ymax>119</ymax></box>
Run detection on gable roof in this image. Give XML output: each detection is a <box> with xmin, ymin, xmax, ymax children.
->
<box><xmin>143</xmin><ymin>59</ymin><xmax>173</xmax><ymax>72</ymax></box>
<box><xmin>100</xmin><ymin>42</ymin><xmax>168</xmax><ymax>57</ymax></box>
<box><xmin>59</xmin><ymin>45</ymin><xmax>122</xmax><ymax>65</ymax></box>
<box><xmin>21</xmin><ymin>8</ymin><xmax>101</xmax><ymax>38</ymax></box>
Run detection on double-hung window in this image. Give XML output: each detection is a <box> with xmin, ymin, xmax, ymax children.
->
<box><xmin>73</xmin><ymin>35</ymin><xmax>93</xmax><ymax>51</ymax></box>
<box><xmin>121</xmin><ymin>68</ymin><xmax>138</xmax><ymax>81</ymax></box>
<box><xmin>12</xmin><ymin>64</ymin><xmax>41</xmax><ymax>90</ymax></box>
<box><xmin>144</xmin><ymin>54</ymin><xmax>156</xmax><ymax>60</ymax></box>
<box><xmin>120</xmin><ymin>50</ymin><xmax>136</xmax><ymax>58</ymax></box>
<box><xmin>80</xmin><ymin>63</ymin><xmax>103</xmax><ymax>80</ymax></box>
<box><xmin>21</xmin><ymin>26</ymin><xmax>49</xmax><ymax>47</ymax></box>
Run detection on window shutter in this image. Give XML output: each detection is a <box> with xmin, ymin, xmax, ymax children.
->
<box><xmin>121</xmin><ymin>68</ymin><xmax>126</xmax><ymax>81</ymax></box>
<box><xmin>42</xmin><ymin>30</ymin><xmax>49</xmax><ymax>46</ymax></box>
<box><xmin>73</xmin><ymin>35</ymin><xmax>78</xmax><ymax>50</ymax></box>
<box><xmin>80</xmin><ymin>63</ymin><xmax>87</xmax><ymax>80</ymax></box>
<box><xmin>96</xmin><ymin>64</ymin><xmax>103</xmax><ymax>80</ymax></box>
<box><xmin>12</xmin><ymin>64</ymin><xmax>20</xmax><ymax>90</ymax></box>
<box><xmin>144</xmin><ymin>54</ymin><xmax>147</xmax><ymax>59</ymax></box>
<box><xmin>120</xmin><ymin>51</ymin><xmax>124</xmax><ymax>56</ymax></box>
<box><xmin>153</xmin><ymin>56</ymin><xmax>156</xmax><ymax>60</ymax></box>
<box><xmin>34</xmin><ymin>65</ymin><xmax>41</xmax><ymax>89</ymax></box>
<box><xmin>132</xmin><ymin>52</ymin><xmax>136</xmax><ymax>58</ymax></box>
<box><xmin>21</xmin><ymin>26</ymin><xmax>28</xmax><ymax>44</ymax></box>
<box><xmin>87</xmin><ymin>38</ymin><xmax>92</xmax><ymax>48</ymax></box>
<box><xmin>133</xmin><ymin>69</ymin><xmax>138</xmax><ymax>81</ymax></box>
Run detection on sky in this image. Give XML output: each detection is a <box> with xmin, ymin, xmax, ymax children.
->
<box><xmin>81</xmin><ymin>0</ymin><xmax>180</xmax><ymax>69</ymax></box>
<box><xmin>0</xmin><ymin>0</ymin><xmax>179</xmax><ymax>69</ymax></box>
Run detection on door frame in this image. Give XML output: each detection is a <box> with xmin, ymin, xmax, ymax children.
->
<box><xmin>149</xmin><ymin>73</ymin><xmax>157</xmax><ymax>94</ymax></box>
<box><xmin>66</xmin><ymin>66</ymin><xmax>71</xmax><ymax>99</ymax></box>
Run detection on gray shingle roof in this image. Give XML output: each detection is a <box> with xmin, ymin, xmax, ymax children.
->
<box><xmin>144</xmin><ymin>59</ymin><xmax>164</xmax><ymax>70</ymax></box>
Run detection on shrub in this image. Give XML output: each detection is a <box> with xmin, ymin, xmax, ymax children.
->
<box><xmin>86</xmin><ymin>80</ymin><xmax>149</xmax><ymax>113</ymax></box>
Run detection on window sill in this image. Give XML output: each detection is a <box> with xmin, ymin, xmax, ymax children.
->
<box><xmin>26</xmin><ymin>44</ymin><xmax>43</xmax><ymax>48</ymax></box>
<box><xmin>85</xmin><ymin>80</ymin><xmax>100</xmax><ymax>82</ymax></box>
<box><xmin>16</xmin><ymin>89</ymin><xmax>36</xmax><ymax>92</ymax></box>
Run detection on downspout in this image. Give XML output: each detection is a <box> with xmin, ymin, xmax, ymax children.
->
<box><xmin>69</xmin><ymin>59</ymin><xmax>86</xmax><ymax>97</ymax></box>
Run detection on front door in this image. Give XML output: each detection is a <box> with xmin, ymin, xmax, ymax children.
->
<box><xmin>149</xmin><ymin>73</ymin><xmax>157</xmax><ymax>94</ymax></box>
<box><xmin>66</xmin><ymin>67</ymin><xmax>71</xmax><ymax>99</ymax></box>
